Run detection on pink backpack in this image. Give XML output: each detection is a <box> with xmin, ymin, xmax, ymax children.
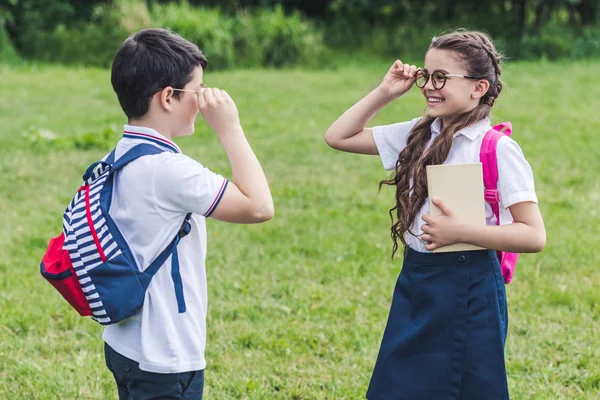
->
<box><xmin>480</xmin><ymin>122</ymin><xmax>519</xmax><ymax>284</ymax></box>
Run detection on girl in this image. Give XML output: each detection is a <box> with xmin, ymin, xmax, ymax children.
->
<box><xmin>325</xmin><ymin>30</ymin><xmax>546</xmax><ymax>399</ymax></box>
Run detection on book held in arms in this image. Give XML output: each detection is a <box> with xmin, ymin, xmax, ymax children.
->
<box><xmin>426</xmin><ymin>163</ymin><xmax>486</xmax><ymax>253</ymax></box>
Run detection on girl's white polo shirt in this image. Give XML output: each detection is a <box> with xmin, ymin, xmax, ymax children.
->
<box><xmin>372</xmin><ymin>117</ymin><xmax>538</xmax><ymax>253</ymax></box>
<box><xmin>102</xmin><ymin>125</ymin><xmax>228</xmax><ymax>373</ymax></box>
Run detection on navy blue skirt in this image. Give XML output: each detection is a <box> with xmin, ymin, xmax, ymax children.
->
<box><xmin>367</xmin><ymin>249</ymin><xmax>509</xmax><ymax>400</ymax></box>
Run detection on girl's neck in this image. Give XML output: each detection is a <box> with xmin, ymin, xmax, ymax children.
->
<box><xmin>441</xmin><ymin>119</ymin><xmax>446</xmax><ymax>131</ymax></box>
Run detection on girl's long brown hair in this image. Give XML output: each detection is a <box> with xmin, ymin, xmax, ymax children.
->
<box><xmin>380</xmin><ymin>30</ymin><xmax>504</xmax><ymax>257</ymax></box>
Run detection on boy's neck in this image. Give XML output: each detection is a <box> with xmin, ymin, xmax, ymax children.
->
<box><xmin>127</xmin><ymin>117</ymin><xmax>175</xmax><ymax>141</ymax></box>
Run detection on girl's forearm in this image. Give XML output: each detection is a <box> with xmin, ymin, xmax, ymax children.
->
<box><xmin>325</xmin><ymin>86</ymin><xmax>394</xmax><ymax>147</ymax></box>
<box><xmin>460</xmin><ymin>222</ymin><xmax>546</xmax><ymax>253</ymax></box>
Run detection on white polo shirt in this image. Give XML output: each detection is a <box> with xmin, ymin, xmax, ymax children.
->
<box><xmin>372</xmin><ymin>117</ymin><xmax>538</xmax><ymax>253</ymax></box>
<box><xmin>102</xmin><ymin>125</ymin><xmax>228</xmax><ymax>373</ymax></box>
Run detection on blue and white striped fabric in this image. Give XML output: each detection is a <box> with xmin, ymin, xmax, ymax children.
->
<box><xmin>62</xmin><ymin>162</ymin><xmax>118</xmax><ymax>324</ymax></box>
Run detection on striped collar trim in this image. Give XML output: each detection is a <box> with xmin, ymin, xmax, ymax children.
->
<box><xmin>123</xmin><ymin>125</ymin><xmax>181</xmax><ymax>154</ymax></box>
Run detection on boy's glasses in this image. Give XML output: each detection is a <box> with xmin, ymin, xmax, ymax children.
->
<box><xmin>414</xmin><ymin>69</ymin><xmax>484</xmax><ymax>90</ymax></box>
<box><xmin>172</xmin><ymin>83</ymin><xmax>208</xmax><ymax>95</ymax></box>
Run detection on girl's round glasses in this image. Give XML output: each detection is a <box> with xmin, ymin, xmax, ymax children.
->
<box><xmin>414</xmin><ymin>69</ymin><xmax>484</xmax><ymax>90</ymax></box>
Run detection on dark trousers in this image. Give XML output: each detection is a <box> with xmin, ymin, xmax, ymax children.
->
<box><xmin>104</xmin><ymin>343</ymin><xmax>204</xmax><ymax>400</ymax></box>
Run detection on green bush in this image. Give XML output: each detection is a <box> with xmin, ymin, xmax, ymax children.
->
<box><xmin>151</xmin><ymin>2</ymin><xmax>236</xmax><ymax>70</ymax></box>
<box><xmin>150</xmin><ymin>3</ymin><xmax>325</xmax><ymax>70</ymax></box>
<box><xmin>503</xmin><ymin>23</ymin><xmax>600</xmax><ymax>61</ymax></box>
<box><xmin>518</xmin><ymin>25</ymin><xmax>573</xmax><ymax>60</ymax></box>
<box><xmin>3</xmin><ymin>0</ymin><xmax>600</xmax><ymax>68</ymax></box>
<box><xmin>9</xmin><ymin>0</ymin><xmax>325</xmax><ymax>70</ymax></box>
<box><xmin>250</xmin><ymin>5</ymin><xmax>324</xmax><ymax>68</ymax></box>
<box><xmin>25</xmin><ymin>3</ymin><xmax>128</xmax><ymax>67</ymax></box>
<box><xmin>230</xmin><ymin>10</ymin><xmax>264</xmax><ymax>69</ymax></box>
<box><xmin>571</xmin><ymin>26</ymin><xmax>600</xmax><ymax>59</ymax></box>
<box><xmin>371</xmin><ymin>25</ymin><xmax>443</xmax><ymax>61</ymax></box>
<box><xmin>0</xmin><ymin>24</ymin><xmax>19</xmax><ymax>64</ymax></box>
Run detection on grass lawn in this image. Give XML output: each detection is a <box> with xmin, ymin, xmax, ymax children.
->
<box><xmin>0</xmin><ymin>60</ymin><xmax>599</xmax><ymax>399</ymax></box>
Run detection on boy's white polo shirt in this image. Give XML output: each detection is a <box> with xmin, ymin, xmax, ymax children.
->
<box><xmin>102</xmin><ymin>125</ymin><xmax>228</xmax><ymax>373</ymax></box>
<box><xmin>372</xmin><ymin>117</ymin><xmax>538</xmax><ymax>253</ymax></box>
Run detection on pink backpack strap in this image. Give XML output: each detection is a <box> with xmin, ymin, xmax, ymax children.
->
<box><xmin>493</xmin><ymin>122</ymin><xmax>512</xmax><ymax>136</ymax></box>
<box><xmin>480</xmin><ymin>123</ymin><xmax>511</xmax><ymax>224</ymax></box>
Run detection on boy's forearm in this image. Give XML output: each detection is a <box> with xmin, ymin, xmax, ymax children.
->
<box><xmin>460</xmin><ymin>222</ymin><xmax>546</xmax><ymax>254</ymax></box>
<box><xmin>325</xmin><ymin>86</ymin><xmax>394</xmax><ymax>141</ymax></box>
<box><xmin>217</xmin><ymin>127</ymin><xmax>273</xmax><ymax>210</ymax></box>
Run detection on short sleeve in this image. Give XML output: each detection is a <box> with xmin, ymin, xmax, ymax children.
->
<box><xmin>153</xmin><ymin>153</ymin><xmax>228</xmax><ymax>217</ymax></box>
<box><xmin>496</xmin><ymin>136</ymin><xmax>538</xmax><ymax>209</ymax></box>
<box><xmin>372</xmin><ymin>118</ymin><xmax>421</xmax><ymax>170</ymax></box>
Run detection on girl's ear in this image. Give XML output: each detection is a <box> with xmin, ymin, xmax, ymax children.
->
<box><xmin>472</xmin><ymin>79</ymin><xmax>490</xmax><ymax>101</ymax></box>
<box><xmin>158</xmin><ymin>87</ymin><xmax>174</xmax><ymax>112</ymax></box>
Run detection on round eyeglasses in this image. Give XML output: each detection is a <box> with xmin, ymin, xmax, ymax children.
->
<box><xmin>414</xmin><ymin>69</ymin><xmax>484</xmax><ymax>90</ymax></box>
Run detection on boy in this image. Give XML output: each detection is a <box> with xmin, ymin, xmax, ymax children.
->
<box><xmin>103</xmin><ymin>28</ymin><xmax>274</xmax><ymax>399</ymax></box>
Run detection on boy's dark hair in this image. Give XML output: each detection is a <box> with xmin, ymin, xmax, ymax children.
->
<box><xmin>111</xmin><ymin>28</ymin><xmax>208</xmax><ymax>119</ymax></box>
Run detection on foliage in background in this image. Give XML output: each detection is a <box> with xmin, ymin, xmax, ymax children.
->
<box><xmin>0</xmin><ymin>0</ymin><xmax>325</xmax><ymax>69</ymax></box>
<box><xmin>151</xmin><ymin>2</ymin><xmax>237</xmax><ymax>69</ymax></box>
<box><xmin>150</xmin><ymin>2</ymin><xmax>325</xmax><ymax>69</ymax></box>
<box><xmin>0</xmin><ymin>0</ymin><xmax>20</xmax><ymax>64</ymax></box>
<box><xmin>1</xmin><ymin>0</ymin><xmax>600</xmax><ymax>66</ymax></box>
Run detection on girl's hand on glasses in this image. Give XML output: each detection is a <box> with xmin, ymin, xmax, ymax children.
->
<box><xmin>197</xmin><ymin>87</ymin><xmax>241</xmax><ymax>136</ymax></box>
<box><xmin>378</xmin><ymin>60</ymin><xmax>419</xmax><ymax>99</ymax></box>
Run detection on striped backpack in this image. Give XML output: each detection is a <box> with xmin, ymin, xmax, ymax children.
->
<box><xmin>40</xmin><ymin>144</ymin><xmax>191</xmax><ymax>325</ymax></box>
<box><xmin>480</xmin><ymin>122</ymin><xmax>519</xmax><ymax>284</ymax></box>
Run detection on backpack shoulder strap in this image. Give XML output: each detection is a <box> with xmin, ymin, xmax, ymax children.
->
<box><xmin>109</xmin><ymin>144</ymin><xmax>166</xmax><ymax>174</ymax></box>
<box><xmin>144</xmin><ymin>213</ymin><xmax>193</xmax><ymax>279</ymax></box>
<box><xmin>81</xmin><ymin>144</ymin><xmax>165</xmax><ymax>182</ymax></box>
<box><xmin>105</xmin><ymin>143</ymin><xmax>190</xmax><ymax>313</ymax></box>
<box><xmin>480</xmin><ymin>123</ymin><xmax>511</xmax><ymax>225</ymax></box>
<box><xmin>492</xmin><ymin>122</ymin><xmax>512</xmax><ymax>136</ymax></box>
<box><xmin>105</xmin><ymin>150</ymin><xmax>116</xmax><ymax>165</ymax></box>
<box><xmin>143</xmin><ymin>213</ymin><xmax>193</xmax><ymax>314</ymax></box>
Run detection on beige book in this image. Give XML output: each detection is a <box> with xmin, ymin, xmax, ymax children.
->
<box><xmin>426</xmin><ymin>163</ymin><xmax>486</xmax><ymax>253</ymax></box>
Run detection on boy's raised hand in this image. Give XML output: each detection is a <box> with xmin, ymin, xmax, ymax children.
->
<box><xmin>379</xmin><ymin>60</ymin><xmax>419</xmax><ymax>99</ymax></box>
<box><xmin>197</xmin><ymin>87</ymin><xmax>241</xmax><ymax>135</ymax></box>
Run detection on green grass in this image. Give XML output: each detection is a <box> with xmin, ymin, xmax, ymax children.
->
<box><xmin>0</xmin><ymin>60</ymin><xmax>599</xmax><ymax>399</ymax></box>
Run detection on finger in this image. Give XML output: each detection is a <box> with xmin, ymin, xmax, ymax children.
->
<box><xmin>421</xmin><ymin>224</ymin><xmax>430</xmax><ymax>233</ymax></box>
<box><xmin>421</xmin><ymin>214</ymin><xmax>432</xmax><ymax>224</ymax></box>
<box><xmin>432</xmin><ymin>197</ymin><xmax>453</xmax><ymax>216</ymax></box>
<box><xmin>421</xmin><ymin>233</ymin><xmax>432</xmax><ymax>242</ymax></box>
<box><xmin>221</xmin><ymin>90</ymin><xmax>232</xmax><ymax>103</ymax></box>
<box><xmin>402</xmin><ymin>63</ymin><xmax>411</xmax><ymax>78</ymax></box>
<box><xmin>408</xmin><ymin>65</ymin><xmax>418</xmax><ymax>80</ymax></box>
<box><xmin>197</xmin><ymin>88</ymin><xmax>208</xmax><ymax>109</ymax></box>
<box><xmin>391</xmin><ymin>61</ymin><xmax>405</xmax><ymax>77</ymax></box>
<box><xmin>425</xmin><ymin>242</ymin><xmax>438</xmax><ymax>251</ymax></box>
<box><xmin>203</xmin><ymin>87</ymin><xmax>216</xmax><ymax>106</ymax></box>
<box><xmin>211</xmin><ymin>87</ymin><xmax>223</xmax><ymax>102</ymax></box>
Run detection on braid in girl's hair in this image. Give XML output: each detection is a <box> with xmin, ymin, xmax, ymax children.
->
<box><xmin>380</xmin><ymin>30</ymin><xmax>504</xmax><ymax>257</ymax></box>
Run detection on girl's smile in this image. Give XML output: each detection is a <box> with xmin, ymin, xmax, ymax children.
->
<box><xmin>426</xmin><ymin>95</ymin><xmax>445</xmax><ymax>107</ymax></box>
